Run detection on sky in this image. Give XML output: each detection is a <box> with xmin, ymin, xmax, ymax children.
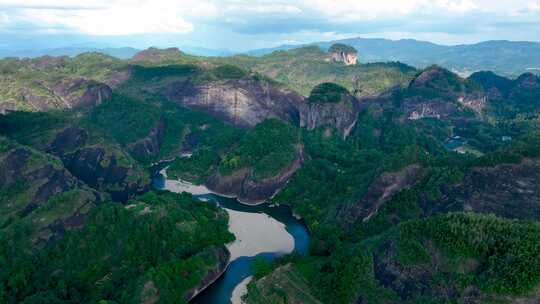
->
<box><xmin>0</xmin><ymin>0</ymin><xmax>540</xmax><ymax>52</ymax></box>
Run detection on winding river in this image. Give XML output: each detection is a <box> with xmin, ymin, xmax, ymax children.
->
<box><xmin>152</xmin><ymin>168</ymin><xmax>310</xmax><ymax>304</ymax></box>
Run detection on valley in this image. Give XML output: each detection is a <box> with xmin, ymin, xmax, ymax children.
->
<box><xmin>1</xmin><ymin>41</ymin><xmax>540</xmax><ymax>304</ymax></box>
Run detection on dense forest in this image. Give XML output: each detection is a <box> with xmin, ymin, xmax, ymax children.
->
<box><xmin>1</xmin><ymin>43</ymin><xmax>540</xmax><ymax>304</ymax></box>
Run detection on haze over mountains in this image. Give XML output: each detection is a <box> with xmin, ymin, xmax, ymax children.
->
<box><xmin>3</xmin><ymin>38</ymin><xmax>539</xmax><ymax>78</ymax></box>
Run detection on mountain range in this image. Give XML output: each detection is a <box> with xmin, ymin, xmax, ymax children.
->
<box><xmin>2</xmin><ymin>38</ymin><xmax>540</xmax><ymax>78</ymax></box>
<box><xmin>1</xmin><ymin>43</ymin><xmax>540</xmax><ymax>304</ymax></box>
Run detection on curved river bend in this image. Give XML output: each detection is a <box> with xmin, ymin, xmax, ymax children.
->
<box><xmin>153</xmin><ymin>169</ymin><xmax>310</xmax><ymax>304</ymax></box>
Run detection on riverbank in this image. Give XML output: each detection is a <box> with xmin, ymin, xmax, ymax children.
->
<box><xmin>153</xmin><ymin>168</ymin><xmax>309</xmax><ymax>304</ymax></box>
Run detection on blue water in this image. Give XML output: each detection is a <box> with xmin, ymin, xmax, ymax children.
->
<box><xmin>152</xmin><ymin>173</ymin><xmax>310</xmax><ymax>304</ymax></box>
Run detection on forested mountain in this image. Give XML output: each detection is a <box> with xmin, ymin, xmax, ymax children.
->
<box><xmin>1</xmin><ymin>44</ymin><xmax>540</xmax><ymax>304</ymax></box>
<box><xmin>249</xmin><ymin>38</ymin><xmax>540</xmax><ymax>77</ymax></box>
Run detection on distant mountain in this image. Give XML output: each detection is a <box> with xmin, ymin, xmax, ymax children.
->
<box><xmin>246</xmin><ymin>38</ymin><xmax>540</xmax><ymax>77</ymax></box>
<box><xmin>0</xmin><ymin>45</ymin><xmax>236</xmax><ymax>59</ymax></box>
<box><xmin>0</xmin><ymin>47</ymin><xmax>140</xmax><ymax>59</ymax></box>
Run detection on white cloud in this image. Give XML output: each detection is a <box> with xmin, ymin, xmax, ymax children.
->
<box><xmin>0</xmin><ymin>11</ymin><xmax>8</xmax><ymax>27</ymax></box>
<box><xmin>1</xmin><ymin>0</ymin><xmax>219</xmax><ymax>35</ymax></box>
<box><xmin>305</xmin><ymin>0</ymin><xmax>481</xmax><ymax>20</ymax></box>
<box><xmin>0</xmin><ymin>0</ymin><xmax>539</xmax><ymax>38</ymax></box>
<box><xmin>528</xmin><ymin>2</ymin><xmax>540</xmax><ymax>11</ymax></box>
<box><xmin>436</xmin><ymin>0</ymin><xmax>478</xmax><ymax>13</ymax></box>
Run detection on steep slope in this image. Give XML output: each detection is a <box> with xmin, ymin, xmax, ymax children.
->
<box><xmin>299</xmin><ymin>83</ymin><xmax>360</xmax><ymax>138</ymax></box>
<box><xmin>471</xmin><ymin>71</ymin><xmax>540</xmax><ymax>119</ymax></box>
<box><xmin>1</xmin><ymin>191</ymin><xmax>234</xmax><ymax>304</ymax></box>
<box><xmin>0</xmin><ymin>136</ymin><xmax>100</xmax><ymax>245</ymax></box>
<box><xmin>225</xmin><ymin>46</ymin><xmax>417</xmax><ymax>97</ymax></box>
<box><xmin>402</xmin><ymin>65</ymin><xmax>486</xmax><ymax>120</ymax></box>
<box><xmin>117</xmin><ymin>63</ymin><xmax>304</xmax><ymax>128</ymax></box>
<box><xmin>0</xmin><ymin>110</ymin><xmax>151</xmax><ymax>201</ymax></box>
<box><xmin>250</xmin><ymin>38</ymin><xmax>540</xmax><ymax>77</ymax></box>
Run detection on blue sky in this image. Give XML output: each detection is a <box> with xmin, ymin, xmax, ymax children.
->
<box><xmin>1</xmin><ymin>0</ymin><xmax>540</xmax><ymax>51</ymax></box>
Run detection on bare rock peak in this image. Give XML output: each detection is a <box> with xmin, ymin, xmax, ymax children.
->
<box><xmin>328</xmin><ymin>43</ymin><xmax>358</xmax><ymax>65</ymax></box>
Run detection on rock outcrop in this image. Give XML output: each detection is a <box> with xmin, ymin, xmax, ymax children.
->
<box><xmin>0</xmin><ymin>137</ymin><xmax>101</xmax><ymax>245</ymax></box>
<box><xmin>47</xmin><ymin>127</ymin><xmax>150</xmax><ymax>201</ymax></box>
<box><xmin>299</xmin><ymin>83</ymin><xmax>359</xmax><ymax>138</ymax></box>
<box><xmin>404</xmin><ymin>97</ymin><xmax>460</xmax><ymax>120</ymax></box>
<box><xmin>184</xmin><ymin>246</ymin><xmax>231</xmax><ymax>301</ymax></box>
<box><xmin>127</xmin><ymin>118</ymin><xmax>166</xmax><ymax>160</ymax></box>
<box><xmin>165</xmin><ymin>79</ymin><xmax>303</xmax><ymax>128</ymax></box>
<box><xmin>206</xmin><ymin>147</ymin><xmax>305</xmax><ymax>204</ymax></box>
<box><xmin>404</xmin><ymin>66</ymin><xmax>487</xmax><ymax>119</ymax></box>
<box><xmin>341</xmin><ymin>165</ymin><xmax>424</xmax><ymax>223</ymax></box>
<box><xmin>21</xmin><ymin>77</ymin><xmax>112</xmax><ymax>111</ymax></box>
<box><xmin>132</xmin><ymin>47</ymin><xmax>183</xmax><ymax>63</ymax></box>
<box><xmin>435</xmin><ymin>158</ymin><xmax>540</xmax><ymax>220</ymax></box>
<box><xmin>328</xmin><ymin>43</ymin><xmax>358</xmax><ymax>65</ymax></box>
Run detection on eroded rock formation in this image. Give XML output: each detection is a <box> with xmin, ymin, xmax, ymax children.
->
<box><xmin>328</xmin><ymin>43</ymin><xmax>358</xmax><ymax>65</ymax></box>
<box><xmin>165</xmin><ymin>79</ymin><xmax>303</xmax><ymax>128</ymax></box>
<box><xmin>206</xmin><ymin>147</ymin><xmax>305</xmax><ymax>204</ymax></box>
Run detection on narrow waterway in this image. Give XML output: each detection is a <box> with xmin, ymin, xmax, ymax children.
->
<box><xmin>152</xmin><ymin>169</ymin><xmax>310</xmax><ymax>304</ymax></box>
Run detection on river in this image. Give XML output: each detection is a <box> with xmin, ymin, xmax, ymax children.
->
<box><xmin>152</xmin><ymin>168</ymin><xmax>310</xmax><ymax>304</ymax></box>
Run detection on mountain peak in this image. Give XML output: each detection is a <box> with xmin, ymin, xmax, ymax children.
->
<box><xmin>132</xmin><ymin>47</ymin><xmax>183</xmax><ymax>63</ymax></box>
<box><xmin>328</xmin><ymin>43</ymin><xmax>358</xmax><ymax>65</ymax></box>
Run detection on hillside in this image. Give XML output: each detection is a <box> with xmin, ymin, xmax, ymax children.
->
<box><xmin>249</xmin><ymin>38</ymin><xmax>540</xmax><ymax>77</ymax></box>
<box><xmin>1</xmin><ymin>45</ymin><xmax>540</xmax><ymax>304</ymax></box>
<box><xmin>223</xmin><ymin>46</ymin><xmax>416</xmax><ymax>97</ymax></box>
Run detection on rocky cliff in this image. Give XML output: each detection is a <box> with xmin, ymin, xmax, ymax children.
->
<box><xmin>127</xmin><ymin>118</ymin><xmax>166</xmax><ymax>161</ymax></box>
<box><xmin>206</xmin><ymin>147</ymin><xmax>304</xmax><ymax>204</ymax></box>
<box><xmin>132</xmin><ymin>47</ymin><xmax>183</xmax><ymax>63</ymax></box>
<box><xmin>165</xmin><ymin>78</ymin><xmax>303</xmax><ymax>128</ymax></box>
<box><xmin>403</xmin><ymin>66</ymin><xmax>487</xmax><ymax>120</ymax></box>
<box><xmin>342</xmin><ymin>165</ymin><xmax>424</xmax><ymax>223</ymax></box>
<box><xmin>18</xmin><ymin>77</ymin><xmax>111</xmax><ymax>112</ymax></box>
<box><xmin>328</xmin><ymin>43</ymin><xmax>358</xmax><ymax>65</ymax></box>
<box><xmin>0</xmin><ymin>136</ymin><xmax>101</xmax><ymax>245</ymax></box>
<box><xmin>184</xmin><ymin>246</ymin><xmax>231</xmax><ymax>301</ymax></box>
<box><xmin>435</xmin><ymin>158</ymin><xmax>540</xmax><ymax>220</ymax></box>
<box><xmin>47</xmin><ymin>127</ymin><xmax>150</xmax><ymax>201</ymax></box>
<box><xmin>299</xmin><ymin>83</ymin><xmax>359</xmax><ymax>138</ymax></box>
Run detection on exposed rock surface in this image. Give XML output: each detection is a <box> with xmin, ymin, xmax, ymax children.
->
<box><xmin>0</xmin><ymin>138</ymin><xmax>100</xmax><ymax>245</ymax></box>
<box><xmin>47</xmin><ymin>127</ymin><xmax>150</xmax><ymax>201</ymax></box>
<box><xmin>20</xmin><ymin>77</ymin><xmax>112</xmax><ymax>111</ymax></box>
<box><xmin>184</xmin><ymin>246</ymin><xmax>231</xmax><ymax>301</ymax></box>
<box><xmin>127</xmin><ymin>118</ymin><xmax>165</xmax><ymax>160</ymax></box>
<box><xmin>299</xmin><ymin>95</ymin><xmax>359</xmax><ymax>138</ymax></box>
<box><xmin>51</xmin><ymin>77</ymin><xmax>112</xmax><ymax>109</ymax></box>
<box><xmin>342</xmin><ymin>165</ymin><xmax>424</xmax><ymax>223</ymax></box>
<box><xmin>404</xmin><ymin>66</ymin><xmax>487</xmax><ymax>119</ymax></box>
<box><xmin>206</xmin><ymin>148</ymin><xmax>305</xmax><ymax>204</ymax></box>
<box><xmin>165</xmin><ymin>79</ymin><xmax>303</xmax><ymax>128</ymax></box>
<box><xmin>328</xmin><ymin>43</ymin><xmax>358</xmax><ymax>65</ymax></box>
<box><xmin>435</xmin><ymin>158</ymin><xmax>540</xmax><ymax>220</ymax></box>
<box><xmin>132</xmin><ymin>47</ymin><xmax>183</xmax><ymax>63</ymax></box>
<box><xmin>404</xmin><ymin>97</ymin><xmax>460</xmax><ymax>120</ymax></box>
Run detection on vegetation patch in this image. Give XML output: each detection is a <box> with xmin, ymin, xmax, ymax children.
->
<box><xmin>308</xmin><ymin>82</ymin><xmax>350</xmax><ymax>103</ymax></box>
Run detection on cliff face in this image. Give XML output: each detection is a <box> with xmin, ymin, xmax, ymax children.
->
<box><xmin>299</xmin><ymin>88</ymin><xmax>359</xmax><ymax>138</ymax></box>
<box><xmin>132</xmin><ymin>47</ymin><xmax>183</xmax><ymax>63</ymax></box>
<box><xmin>435</xmin><ymin>158</ymin><xmax>540</xmax><ymax>220</ymax></box>
<box><xmin>184</xmin><ymin>246</ymin><xmax>231</xmax><ymax>301</ymax></box>
<box><xmin>165</xmin><ymin>79</ymin><xmax>303</xmax><ymax>128</ymax></box>
<box><xmin>0</xmin><ymin>137</ymin><xmax>100</xmax><ymax>245</ymax></box>
<box><xmin>127</xmin><ymin>118</ymin><xmax>166</xmax><ymax>161</ymax></box>
<box><xmin>403</xmin><ymin>66</ymin><xmax>487</xmax><ymax>120</ymax></box>
<box><xmin>329</xmin><ymin>52</ymin><xmax>358</xmax><ymax>65</ymax></box>
<box><xmin>328</xmin><ymin>44</ymin><xmax>358</xmax><ymax>66</ymax></box>
<box><xmin>52</xmin><ymin>77</ymin><xmax>113</xmax><ymax>109</ymax></box>
<box><xmin>206</xmin><ymin>148</ymin><xmax>304</xmax><ymax>204</ymax></box>
<box><xmin>20</xmin><ymin>77</ymin><xmax>112</xmax><ymax>111</ymax></box>
<box><xmin>48</xmin><ymin>127</ymin><xmax>150</xmax><ymax>201</ymax></box>
<box><xmin>338</xmin><ymin>165</ymin><xmax>423</xmax><ymax>224</ymax></box>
